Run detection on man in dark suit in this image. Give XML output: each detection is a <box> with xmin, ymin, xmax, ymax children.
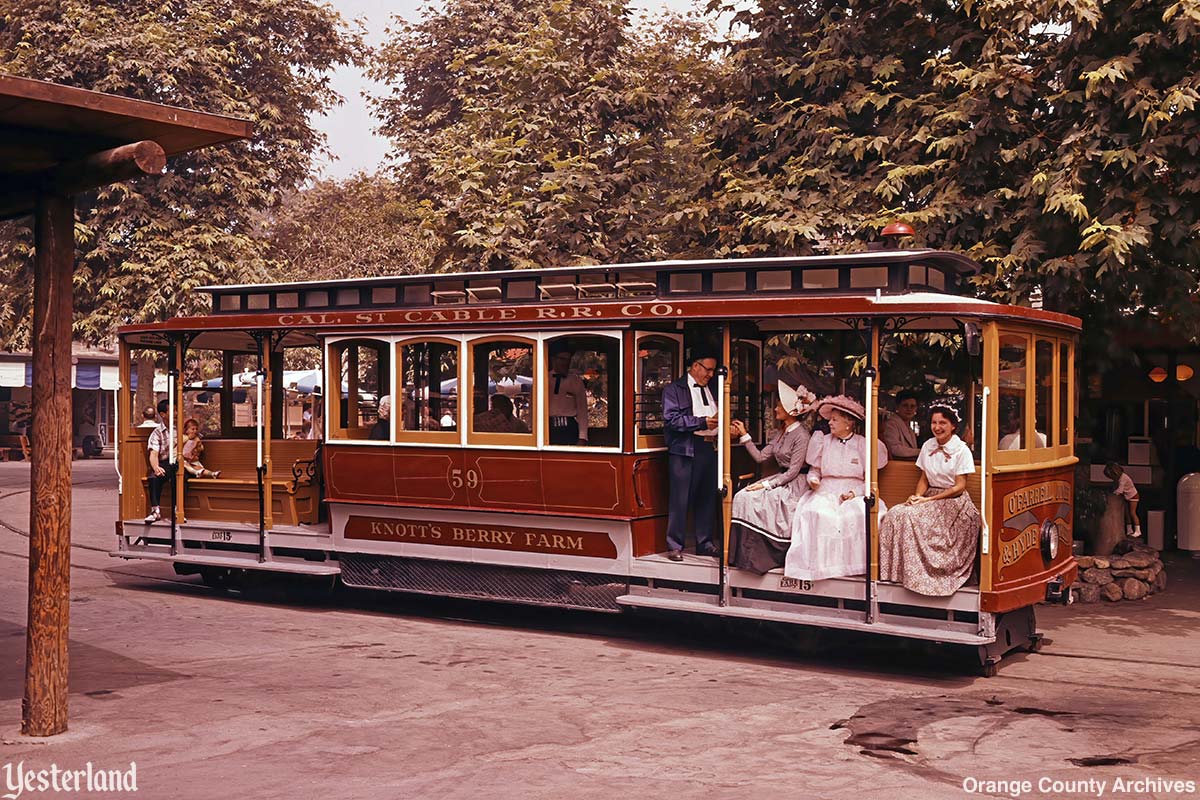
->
<box><xmin>662</xmin><ymin>353</ymin><xmax>720</xmax><ymax>561</ymax></box>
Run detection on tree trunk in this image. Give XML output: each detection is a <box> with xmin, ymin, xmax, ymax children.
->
<box><xmin>1090</xmin><ymin>493</ymin><xmax>1127</xmax><ymax>557</ymax></box>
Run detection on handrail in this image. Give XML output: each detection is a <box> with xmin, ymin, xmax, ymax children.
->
<box><xmin>980</xmin><ymin>386</ymin><xmax>990</xmax><ymax>558</ymax></box>
<box><xmin>863</xmin><ymin>364</ymin><xmax>876</xmax><ymax>623</ymax></box>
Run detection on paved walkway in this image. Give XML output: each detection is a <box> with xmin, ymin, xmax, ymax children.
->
<box><xmin>1</xmin><ymin>460</ymin><xmax>1198</xmax><ymax>799</ymax></box>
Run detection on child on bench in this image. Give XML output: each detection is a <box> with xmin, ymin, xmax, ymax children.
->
<box><xmin>182</xmin><ymin>418</ymin><xmax>220</xmax><ymax>478</ymax></box>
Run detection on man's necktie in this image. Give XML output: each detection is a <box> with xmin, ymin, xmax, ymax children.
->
<box><xmin>700</xmin><ymin>385</ymin><xmax>711</xmax><ymax>406</ymax></box>
<box><xmin>554</xmin><ymin>375</ymin><xmax>562</xmax><ymax>393</ymax></box>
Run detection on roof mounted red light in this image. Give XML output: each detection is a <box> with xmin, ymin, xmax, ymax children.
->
<box><xmin>881</xmin><ymin>221</ymin><xmax>915</xmax><ymax>238</ymax></box>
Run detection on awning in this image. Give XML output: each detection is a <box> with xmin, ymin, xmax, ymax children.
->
<box><xmin>0</xmin><ymin>361</ymin><xmax>121</xmax><ymax>390</ymax></box>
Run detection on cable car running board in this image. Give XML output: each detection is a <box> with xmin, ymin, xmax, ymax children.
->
<box><xmin>109</xmin><ymin>550</ymin><xmax>340</xmax><ymax>576</ymax></box>
<box><xmin>615</xmin><ymin>591</ymin><xmax>994</xmax><ymax>645</ymax></box>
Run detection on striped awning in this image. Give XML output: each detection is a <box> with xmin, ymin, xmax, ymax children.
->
<box><xmin>0</xmin><ymin>361</ymin><xmax>120</xmax><ymax>390</ymax></box>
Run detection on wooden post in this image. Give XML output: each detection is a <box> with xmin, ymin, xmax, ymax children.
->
<box><xmin>23</xmin><ymin>193</ymin><xmax>74</xmax><ymax>736</ymax></box>
<box><xmin>173</xmin><ymin>338</ymin><xmax>186</xmax><ymax>524</ymax></box>
<box><xmin>261</xmin><ymin>335</ymin><xmax>273</xmax><ymax>531</ymax></box>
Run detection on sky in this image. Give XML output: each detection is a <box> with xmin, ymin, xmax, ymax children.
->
<box><xmin>312</xmin><ymin>0</ymin><xmax>699</xmax><ymax>180</ymax></box>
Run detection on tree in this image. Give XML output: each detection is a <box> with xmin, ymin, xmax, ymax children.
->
<box><xmin>0</xmin><ymin>0</ymin><xmax>362</xmax><ymax>345</ymax></box>
<box><xmin>261</xmin><ymin>172</ymin><xmax>436</xmax><ymax>282</ymax></box>
<box><xmin>705</xmin><ymin>0</ymin><xmax>1200</xmax><ymax>347</ymax></box>
<box><xmin>368</xmin><ymin>0</ymin><xmax>718</xmax><ymax>271</ymax></box>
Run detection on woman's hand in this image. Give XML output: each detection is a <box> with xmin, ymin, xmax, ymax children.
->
<box><xmin>807</xmin><ymin>474</ymin><xmax>820</xmax><ymax>490</ymax></box>
<box><xmin>839</xmin><ymin>490</ymin><xmax>856</xmax><ymax>503</ymax></box>
<box><xmin>744</xmin><ymin>481</ymin><xmax>764</xmax><ymax>492</ymax></box>
<box><xmin>906</xmin><ymin>494</ymin><xmax>925</xmax><ymax>505</ymax></box>
<box><xmin>730</xmin><ymin>419</ymin><xmax>747</xmax><ymax>438</ymax></box>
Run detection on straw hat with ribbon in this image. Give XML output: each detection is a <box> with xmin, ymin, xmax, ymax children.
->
<box><xmin>777</xmin><ymin>381</ymin><xmax>817</xmax><ymax>417</ymax></box>
<box><xmin>815</xmin><ymin>394</ymin><xmax>865</xmax><ymax>421</ymax></box>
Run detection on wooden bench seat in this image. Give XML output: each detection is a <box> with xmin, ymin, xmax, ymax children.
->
<box><xmin>143</xmin><ymin>439</ymin><xmax>320</xmax><ymax>526</ymax></box>
<box><xmin>0</xmin><ymin>434</ymin><xmax>30</xmax><ymax>461</ymax></box>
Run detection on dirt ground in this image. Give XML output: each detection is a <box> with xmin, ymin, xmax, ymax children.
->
<box><xmin>1</xmin><ymin>459</ymin><xmax>1198</xmax><ymax>799</ymax></box>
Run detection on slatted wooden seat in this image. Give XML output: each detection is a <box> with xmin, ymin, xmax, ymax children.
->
<box><xmin>878</xmin><ymin>458</ymin><xmax>983</xmax><ymax>509</ymax></box>
<box><xmin>0</xmin><ymin>434</ymin><xmax>30</xmax><ymax>461</ymax></box>
<box><xmin>143</xmin><ymin>439</ymin><xmax>320</xmax><ymax>526</ymax></box>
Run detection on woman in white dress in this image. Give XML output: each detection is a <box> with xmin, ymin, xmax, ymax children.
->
<box><xmin>879</xmin><ymin>406</ymin><xmax>981</xmax><ymax>595</ymax></box>
<box><xmin>728</xmin><ymin>381</ymin><xmax>816</xmax><ymax>574</ymax></box>
<box><xmin>784</xmin><ymin>395</ymin><xmax>888</xmax><ymax>581</ymax></box>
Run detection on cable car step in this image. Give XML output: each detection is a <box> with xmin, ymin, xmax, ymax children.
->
<box><xmin>109</xmin><ymin>550</ymin><xmax>340</xmax><ymax>576</ymax></box>
<box><xmin>615</xmin><ymin>592</ymin><xmax>993</xmax><ymax>645</ymax></box>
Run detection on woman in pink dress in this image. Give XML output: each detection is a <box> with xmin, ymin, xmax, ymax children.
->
<box><xmin>784</xmin><ymin>395</ymin><xmax>888</xmax><ymax>581</ymax></box>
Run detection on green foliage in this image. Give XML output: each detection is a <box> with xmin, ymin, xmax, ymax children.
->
<box><xmin>705</xmin><ymin>0</ymin><xmax>1200</xmax><ymax>351</ymax></box>
<box><xmin>0</xmin><ymin>0</ymin><xmax>361</xmax><ymax>345</ymax></box>
<box><xmin>261</xmin><ymin>173</ymin><xmax>436</xmax><ymax>281</ymax></box>
<box><xmin>367</xmin><ymin>0</ymin><xmax>719</xmax><ymax>270</ymax></box>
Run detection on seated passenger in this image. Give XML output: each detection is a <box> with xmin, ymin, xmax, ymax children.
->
<box><xmin>368</xmin><ymin>395</ymin><xmax>391</xmax><ymax>440</ymax></box>
<box><xmin>998</xmin><ymin>409</ymin><xmax>1047</xmax><ymax>449</ymax></box>
<box><xmin>474</xmin><ymin>394</ymin><xmax>529</xmax><ymax>434</ymax></box>
<box><xmin>879</xmin><ymin>405</ymin><xmax>980</xmax><ymax>596</ymax></box>
<box><xmin>548</xmin><ymin>348</ymin><xmax>590</xmax><ymax>445</ymax></box>
<box><xmin>728</xmin><ymin>381</ymin><xmax>816</xmax><ymax>574</ymax></box>
<box><xmin>181</xmin><ymin>418</ymin><xmax>220</xmax><ymax>478</ymax></box>
<box><xmin>784</xmin><ymin>395</ymin><xmax>888</xmax><ymax>581</ymax></box>
<box><xmin>881</xmin><ymin>390</ymin><xmax>921</xmax><ymax>459</ymax></box>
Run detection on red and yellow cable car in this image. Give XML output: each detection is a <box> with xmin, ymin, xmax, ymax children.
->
<box><xmin>112</xmin><ymin>249</ymin><xmax>1078</xmax><ymax>672</ymax></box>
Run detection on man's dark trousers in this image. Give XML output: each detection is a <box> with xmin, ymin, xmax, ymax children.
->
<box><xmin>667</xmin><ymin>440</ymin><xmax>717</xmax><ymax>553</ymax></box>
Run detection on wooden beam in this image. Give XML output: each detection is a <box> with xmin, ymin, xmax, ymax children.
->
<box><xmin>23</xmin><ymin>193</ymin><xmax>74</xmax><ymax>736</ymax></box>
<box><xmin>0</xmin><ymin>140</ymin><xmax>166</xmax><ymax>220</ymax></box>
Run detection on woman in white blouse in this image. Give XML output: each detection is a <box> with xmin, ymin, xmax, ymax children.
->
<box><xmin>783</xmin><ymin>395</ymin><xmax>888</xmax><ymax>581</ymax></box>
<box><xmin>879</xmin><ymin>406</ymin><xmax>981</xmax><ymax>596</ymax></box>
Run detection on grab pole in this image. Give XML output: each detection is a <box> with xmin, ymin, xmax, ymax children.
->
<box><xmin>980</xmin><ymin>386</ymin><xmax>991</xmax><ymax>555</ymax></box>
<box><xmin>863</xmin><ymin>364</ymin><xmax>876</xmax><ymax>624</ymax></box>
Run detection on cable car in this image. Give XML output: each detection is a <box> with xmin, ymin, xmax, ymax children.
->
<box><xmin>111</xmin><ymin>248</ymin><xmax>1079</xmax><ymax>673</ymax></box>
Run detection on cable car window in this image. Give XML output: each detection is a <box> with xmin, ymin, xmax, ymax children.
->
<box><xmin>757</xmin><ymin>270</ymin><xmax>792</xmax><ymax>291</ymax></box>
<box><xmin>398</xmin><ymin>339</ymin><xmax>459</xmax><ymax>437</ymax></box>
<box><xmin>218</xmin><ymin>295</ymin><xmax>240</xmax><ymax>312</ymax></box>
<box><xmin>404</xmin><ymin>284</ymin><xmax>431</xmax><ymax>305</ymax></box>
<box><xmin>305</xmin><ymin>290</ymin><xmax>329</xmax><ymax>308</ymax></box>
<box><xmin>470</xmin><ymin>338</ymin><xmax>534</xmax><ymax>441</ymax></box>
<box><xmin>1035</xmin><ymin>339</ymin><xmax>1054</xmax><ymax>448</ymax></box>
<box><xmin>669</xmin><ymin>273</ymin><xmax>702</xmax><ymax>293</ymax></box>
<box><xmin>336</xmin><ymin>288</ymin><xmax>360</xmax><ymax>306</ymax></box>
<box><xmin>545</xmin><ymin>335</ymin><xmax>619</xmax><ymax>448</ymax></box>
<box><xmin>327</xmin><ymin>339</ymin><xmax>389</xmax><ymax>441</ymax></box>
<box><xmin>506</xmin><ymin>280</ymin><xmax>537</xmax><ymax>300</ymax></box>
<box><xmin>712</xmin><ymin>272</ymin><xmax>746</xmax><ymax>293</ymax></box>
<box><xmin>850</xmin><ymin>267</ymin><xmax>888</xmax><ymax>289</ymax></box>
<box><xmin>731</xmin><ymin>341</ymin><xmax>762</xmax><ymax>441</ymax></box>
<box><xmin>998</xmin><ymin>334</ymin><xmax>1029</xmax><ymax>451</ymax></box>
<box><xmin>276</xmin><ymin>292</ymin><xmax>299</xmax><ymax>309</ymax></box>
<box><xmin>1059</xmin><ymin>341</ymin><xmax>1070</xmax><ymax>449</ymax></box>
<box><xmin>281</xmin><ymin>345</ymin><xmax>322</xmax><ymax>440</ymax></box>
<box><xmin>371</xmin><ymin>286</ymin><xmax>397</xmax><ymax>305</ymax></box>
<box><xmin>802</xmin><ymin>269</ymin><xmax>838</xmax><ymax>289</ymax></box>
<box><xmin>229</xmin><ymin>353</ymin><xmax>262</xmax><ymax>432</ymax></box>
<box><xmin>182</xmin><ymin>349</ymin><xmax>224</xmax><ymax>438</ymax></box>
<box><xmin>927</xmin><ymin>269</ymin><xmax>945</xmax><ymax>290</ymax></box>
<box><xmin>636</xmin><ymin>335</ymin><xmax>679</xmax><ymax>444</ymax></box>
<box><xmin>247</xmin><ymin>294</ymin><xmax>270</xmax><ymax>310</ymax></box>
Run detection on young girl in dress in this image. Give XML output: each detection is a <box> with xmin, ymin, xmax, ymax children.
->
<box><xmin>181</xmin><ymin>418</ymin><xmax>220</xmax><ymax>478</ymax></box>
<box><xmin>1103</xmin><ymin>461</ymin><xmax>1141</xmax><ymax>538</ymax></box>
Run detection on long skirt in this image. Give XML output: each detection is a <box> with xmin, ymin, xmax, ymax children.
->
<box><xmin>729</xmin><ymin>480</ymin><xmax>808</xmax><ymax>574</ymax></box>
<box><xmin>783</xmin><ymin>477</ymin><xmax>886</xmax><ymax>581</ymax></box>
<box><xmin>879</xmin><ymin>489</ymin><xmax>980</xmax><ymax>596</ymax></box>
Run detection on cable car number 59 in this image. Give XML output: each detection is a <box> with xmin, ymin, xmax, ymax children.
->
<box><xmin>449</xmin><ymin>468</ymin><xmax>480</xmax><ymax>489</ymax></box>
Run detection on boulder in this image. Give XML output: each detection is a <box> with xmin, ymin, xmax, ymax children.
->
<box><xmin>1122</xmin><ymin>551</ymin><xmax>1157</xmax><ymax>569</ymax></box>
<box><xmin>1112</xmin><ymin>568</ymin><xmax>1156</xmax><ymax>581</ymax></box>
<box><xmin>1121</xmin><ymin>578</ymin><xmax>1150</xmax><ymax>600</ymax></box>
<box><xmin>1075</xmin><ymin>556</ymin><xmax>1095</xmax><ymax>569</ymax></box>
<box><xmin>1101</xmin><ymin>582</ymin><xmax>1125</xmax><ymax>601</ymax></box>
<box><xmin>1077</xmin><ymin>584</ymin><xmax>1103</xmax><ymax>604</ymax></box>
<box><xmin>1082</xmin><ymin>567</ymin><xmax>1114</xmax><ymax>585</ymax></box>
<box><xmin>1093</xmin><ymin>558</ymin><xmax>1111</xmax><ymax>569</ymax></box>
<box><xmin>1109</xmin><ymin>558</ymin><xmax>1132</xmax><ymax>569</ymax></box>
<box><xmin>1153</xmin><ymin>570</ymin><xmax>1168</xmax><ymax>593</ymax></box>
